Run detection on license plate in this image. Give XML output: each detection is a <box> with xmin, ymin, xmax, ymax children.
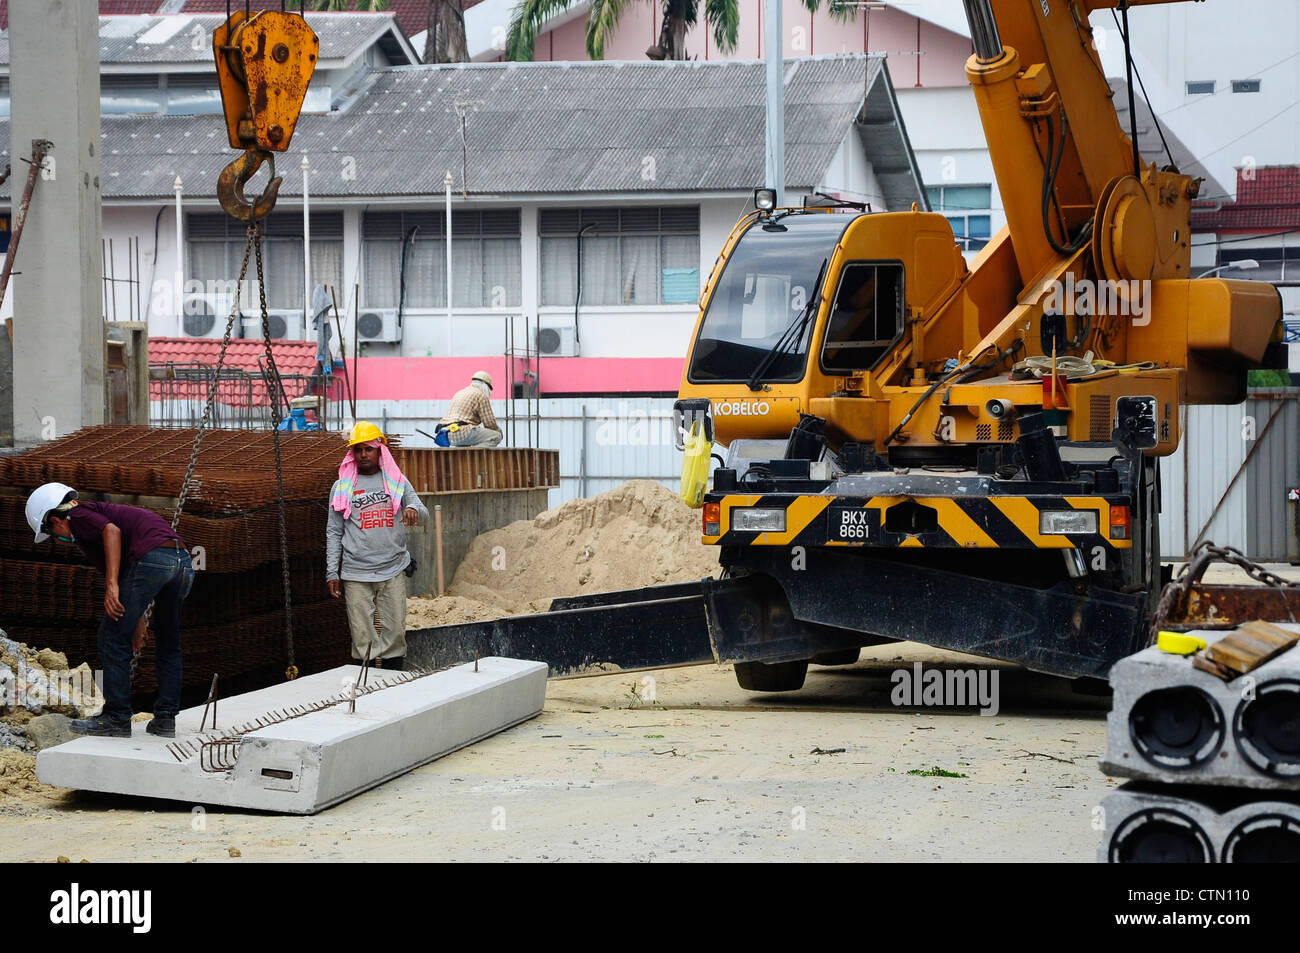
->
<box><xmin>829</xmin><ymin>506</ymin><xmax>876</xmax><ymax>541</ymax></box>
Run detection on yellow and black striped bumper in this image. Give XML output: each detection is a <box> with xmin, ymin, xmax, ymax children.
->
<box><xmin>703</xmin><ymin>493</ymin><xmax>1132</xmax><ymax>551</ymax></box>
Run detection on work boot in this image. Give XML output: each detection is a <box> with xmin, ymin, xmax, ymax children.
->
<box><xmin>70</xmin><ymin>714</ymin><xmax>132</xmax><ymax>738</ymax></box>
<box><xmin>146</xmin><ymin>716</ymin><xmax>176</xmax><ymax>738</ymax></box>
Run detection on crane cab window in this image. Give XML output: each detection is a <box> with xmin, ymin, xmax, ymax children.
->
<box><xmin>686</xmin><ymin>213</ymin><xmax>850</xmax><ymax>384</ymax></box>
<box><xmin>820</xmin><ymin>262</ymin><xmax>904</xmax><ymax>372</ymax></box>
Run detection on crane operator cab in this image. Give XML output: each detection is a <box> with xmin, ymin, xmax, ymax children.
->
<box><xmin>679</xmin><ymin>199</ymin><xmax>968</xmax><ymax>454</ymax></box>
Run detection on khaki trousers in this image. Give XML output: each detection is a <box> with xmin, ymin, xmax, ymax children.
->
<box><xmin>447</xmin><ymin>424</ymin><xmax>503</xmax><ymax>447</ymax></box>
<box><xmin>343</xmin><ymin>574</ymin><xmax>407</xmax><ymax>660</ymax></box>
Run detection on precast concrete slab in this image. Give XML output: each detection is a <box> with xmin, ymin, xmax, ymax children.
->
<box><xmin>36</xmin><ymin>657</ymin><xmax>546</xmax><ymax>814</ymax></box>
<box><xmin>1099</xmin><ymin>781</ymin><xmax>1300</xmax><ymax>863</ymax></box>
<box><xmin>1101</xmin><ymin>628</ymin><xmax>1300</xmax><ymax>790</ymax></box>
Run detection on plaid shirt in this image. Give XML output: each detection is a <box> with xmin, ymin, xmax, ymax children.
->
<box><xmin>441</xmin><ymin>384</ymin><xmax>498</xmax><ymax>431</ymax></box>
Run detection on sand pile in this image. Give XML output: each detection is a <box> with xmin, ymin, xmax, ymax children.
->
<box><xmin>0</xmin><ymin>632</ymin><xmax>102</xmax><ymax>723</ymax></box>
<box><xmin>406</xmin><ymin>595</ymin><xmax>514</xmax><ymax>628</ymax></box>
<box><xmin>0</xmin><ymin>630</ymin><xmax>102</xmax><ymax>800</ymax></box>
<box><xmin>442</xmin><ymin>480</ymin><xmax>719</xmax><ymax>615</ymax></box>
<box><xmin>0</xmin><ymin>747</ymin><xmax>62</xmax><ymax>804</ymax></box>
<box><xmin>0</xmin><ymin>632</ymin><xmax>100</xmax><ymax>805</ymax></box>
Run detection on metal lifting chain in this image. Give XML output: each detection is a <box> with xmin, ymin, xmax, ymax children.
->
<box><xmin>1148</xmin><ymin>541</ymin><xmax>1300</xmax><ymax>641</ymax></box>
<box><xmin>253</xmin><ymin>232</ymin><xmax>297</xmax><ymax>680</ymax></box>
<box><xmin>129</xmin><ymin>229</ymin><xmax>259</xmax><ymax>687</ymax></box>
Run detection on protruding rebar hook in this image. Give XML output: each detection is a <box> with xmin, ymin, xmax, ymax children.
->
<box><xmin>217</xmin><ymin>148</ymin><xmax>281</xmax><ymax>222</ymax></box>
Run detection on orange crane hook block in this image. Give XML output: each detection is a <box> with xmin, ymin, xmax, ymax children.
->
<box><xmin>213</xmin><ymin>10</ymin><xmax>319</xmax><ymax>221</ymax></box>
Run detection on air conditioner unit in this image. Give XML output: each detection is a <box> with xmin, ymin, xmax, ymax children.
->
<box><xmin>535</xmin><ymin>324</ymin><xmax>577</xmax><ymax>357</ymax></box>
<box><xmin>180</xmin><ymin>292</ymin><xmax>235</xmax><ymax>339</ymax></box>
<box><xmin>242</xmin><ymin>308</ymin><xmax>305</xmax><ymax>340</ymax></box>
<box><xmin>357</xmin><ymin>307</ymin><xmax>402</xmax><ymax>343</ymax></box>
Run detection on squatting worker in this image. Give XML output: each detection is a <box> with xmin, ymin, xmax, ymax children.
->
<box><xmin>437</xmin><ymin>371</ymin><xmax>503</xmax><ymax>447</ymax></box>
<box><xmin>24</xmin><ymin>483</ymin><xmax>194</xmax><ymax>739</ymax></box>
<box><xmin>326</xmin><ymin>422</ymin><xmax>428</xmax><ymax>670</ymax></box>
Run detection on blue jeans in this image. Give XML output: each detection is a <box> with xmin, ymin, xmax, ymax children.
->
<box><xmin>97</xmin><ymin>544</ymin><xmax>194</xmax><ymax>721</ymax></box>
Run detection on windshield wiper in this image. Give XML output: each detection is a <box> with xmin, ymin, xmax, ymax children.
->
<box><xmin>746</xmin><ymin>257</ymin><xmax>828</xmax><ymax>392</ymax></box>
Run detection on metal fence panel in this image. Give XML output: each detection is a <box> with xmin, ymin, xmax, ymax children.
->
<box><xmin>1157</xmin><ymin>399</ymin><xmax>1290</xmax><ymax>560</ymax></box>
<box><xmin>352</xmin><ymin>396</ymin><xmax>682</xmax><ymax>507</ymax></box>
<box><xmin>1244</xmin><ymin>393</ymin><xmax>1300</xmax><ymax>561</ymax></box>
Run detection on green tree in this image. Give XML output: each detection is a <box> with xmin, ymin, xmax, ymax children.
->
<box><xmin>507</xmin><ymin>0</ymin><xmax>853</xmax><ymax>62</ymax></box>
<box><xmin>423</xmin><ymin>1</ymin><xmax>469</xmax><ymax>64</ymax></box>
<box><xmin>312</xmin><ymin>0</ymin><xmax>468</xmax><ymax>63</ymax></box>
<box><xmin>313</xmin><ymin>0</ymin><xmax>390</xmax><ymax>10</ymax></box>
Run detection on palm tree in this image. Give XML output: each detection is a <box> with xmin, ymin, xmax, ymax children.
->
<box><xmin>312</xmin><ymin>0</ymin><xmax>469</xmax><ymax>63</ymax></box>
<box><xmin>313</xmin><ymin>0</ymin><xmax>390</xmax><ymax>10</ymax></box>
<box><xmin>507</xmin><ymin>0</ymin><xmax>853</xmax><ymax>62</ymax></box>
<box><xmin>423</xmin><ymin>1</ymin><xmax>470</xmax><ymax>64</ymax></box>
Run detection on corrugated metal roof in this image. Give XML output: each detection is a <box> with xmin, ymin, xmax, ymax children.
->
<box><xmin>0</xmin><ymin>53</ymin><xmax>923</xmax><ymax>205</ymax></box>
<box><xmin>180</xmin><ymin>0</ymin><xmax>486</xmax><ymax>43</ymax></box>
<box><xmin>0</xmin><ymin>1</ymin><xmax>164</xmax><ymax>32</ymax></box>
<box><xmin>0</xmin><ymin>12</ymin><xmax>414</xmax><ymax>69</ymax></box>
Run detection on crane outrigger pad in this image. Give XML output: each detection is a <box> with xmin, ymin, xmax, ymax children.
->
<box><xmin>406</xmin><ymin>582</ymin><xmax>716</xmax><ymax>678</ymax></box>
<box><xmin>711</xmin><ymin>547</ymin><xmax>1148</xmax><ymax>679</ymax></box>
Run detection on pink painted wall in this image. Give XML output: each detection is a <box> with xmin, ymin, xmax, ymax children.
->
<box><xmin>524</xmin><ymin>1</ymin><xmax>972</xmax><ymax>89</ymax></box>
<box><xmin>543</xmin><ymin>16</ymin><xmax>589</xmax><ymax>62</ymax></box>
<box><xmin>351</xmin><ymin>356</ymin><xmax>685</xmax><ymax>400</ymax></box>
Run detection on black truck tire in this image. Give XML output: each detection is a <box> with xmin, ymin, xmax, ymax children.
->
<box><xmin>734</xmin><ymin>659</ymin><xmax>809</xmax><ymax>692</ymax></box>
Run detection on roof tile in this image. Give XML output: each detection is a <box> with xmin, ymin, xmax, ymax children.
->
<box><xmin>1191</xmin><ymin>166</ymin><xmax>1300</xmax><ymax>233</ymax></box>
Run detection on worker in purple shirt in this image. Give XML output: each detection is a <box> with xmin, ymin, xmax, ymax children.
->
<box><xmin>25</xmin><ymin>483</ymin><xmax>194</xmax><ymax>739</ymax></box>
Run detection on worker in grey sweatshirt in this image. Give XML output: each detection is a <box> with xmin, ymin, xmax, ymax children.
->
<box><xmin>326</xmin><ymin>422</ymin><xmax>428</xmax><ymax>670</ymax></box>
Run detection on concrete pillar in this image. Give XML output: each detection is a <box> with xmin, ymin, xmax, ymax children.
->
<box><xmin>9</xmin><ymin>0</ymin><xmax>103</xmax><ymax>444</ymax></box>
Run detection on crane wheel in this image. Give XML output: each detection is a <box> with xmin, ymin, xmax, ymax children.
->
<box><xmin>734</xmin><ymin>659</ymin><xmax>808</xmax><ymax>692</ymax></box>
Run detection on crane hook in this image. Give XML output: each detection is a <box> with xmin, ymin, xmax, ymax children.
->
<box><xmin>217</xmin><ymin>148</ymin><xmax>282</xmax><ymax>223</ymax></box>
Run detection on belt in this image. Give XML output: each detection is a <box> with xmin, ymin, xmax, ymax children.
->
<box><xmin>437</xmin><ymin>421</ymin><xmax>473</xmax><ymax>430</ymax></box>
<box><xmin>160</xmin><ymin>539</ymin><xmax>184</xmax><ymax>550</ymax></box>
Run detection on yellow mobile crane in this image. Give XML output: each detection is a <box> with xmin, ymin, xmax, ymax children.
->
<box><xmin>672</xmin><ymin>0</ymin><xmax>1284</xmax><ymax>691</ymax></box>
<box><xmin>406</xmin><ymin>0</ymin><xmax>1287</xmax><ymax>693</ymax></box>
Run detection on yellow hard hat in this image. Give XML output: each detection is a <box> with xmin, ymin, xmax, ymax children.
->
<box><xmin>347</xmin><ymin>421</ymin><xmax>387</xmax><ymax>447</ymax></box>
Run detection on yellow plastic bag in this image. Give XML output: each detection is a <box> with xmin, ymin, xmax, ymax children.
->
<box><xmin>679</xmin><ymin>420</ymin><xmax>712</xmax><ymax>509</ymax></box>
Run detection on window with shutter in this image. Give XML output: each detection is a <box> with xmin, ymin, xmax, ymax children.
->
<box><xmin>187</xmin><ymin>211</ymin><xmax>344</xmax><ymax>310</ymax></box>
<box><xmin>539</xmin><ymin>206</ymin><xmax>700</xmax><ymax>306</ymax></box>
<box><xmin>361</xmin><ymin>209</ymin><xmax>521</xmax><ymax>309</ymax></box>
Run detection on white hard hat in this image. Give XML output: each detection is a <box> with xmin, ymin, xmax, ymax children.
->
<box><xmin>471</xmin><ymin>370</ymin><xmax>493</xmax><ymax>390</ymax></box>
<box><xmin>25</xmin><ymin>482</ymin><xmax>77</xmax><ymax>543</ymax></box>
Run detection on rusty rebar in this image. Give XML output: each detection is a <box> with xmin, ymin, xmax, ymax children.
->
<box><xmin>0</xmin><ymin>139</ymin><xmax>52</xmax><ymax>317</ymax></box>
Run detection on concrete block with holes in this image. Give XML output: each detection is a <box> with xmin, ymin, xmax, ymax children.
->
<box><xmin>1099</xmin><ymin>781</ymin><xmax>1300</xmax><ymax>863</ymax></box>
<box><xmin>1100</xmin><ymin>627</ymin><xmax>1300</xmax><ymax>790</ymax></box>
<box><xmin>36</xmin><ymin>657</ymin><xmax>547</xmax><ymax>813</ymax></box>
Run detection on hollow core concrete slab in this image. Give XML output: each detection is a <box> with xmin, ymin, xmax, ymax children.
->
<box><xmin>36</xmin><ymin>657</ymin><xmax>547</xmax><ymax>814</ymax></box>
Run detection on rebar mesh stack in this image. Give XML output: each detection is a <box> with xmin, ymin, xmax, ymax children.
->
<box><xmin>0</xmin><ymin>425</ymin><xmax>351</xmax><ymax>694</ymax></box>
<box><xmin>1</xmin><ymin>426</ymin><xmax>562</xmax><ymax>697</ymax></box>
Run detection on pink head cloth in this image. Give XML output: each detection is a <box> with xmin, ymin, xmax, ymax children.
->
<box><xmin>330</xmin><ymin>440</ymin><xmax>406</xmax><ymax>519</ymax></box>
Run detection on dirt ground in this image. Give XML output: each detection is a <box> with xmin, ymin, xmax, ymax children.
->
<box><xmin>3</xmin><ymin>560</ymin><xmax>1292</xmax><ymax>863</ymax></box>
<box><xmin>0</xmin><ymin>641</ymin><xmax>1118</xmax><ymax>863</ymax></box>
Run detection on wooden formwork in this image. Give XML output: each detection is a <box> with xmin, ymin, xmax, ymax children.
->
<box><xmin>391</xmin><ymin>447</ymin><xmax>559</xmax><ymax>494</ymax></box>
